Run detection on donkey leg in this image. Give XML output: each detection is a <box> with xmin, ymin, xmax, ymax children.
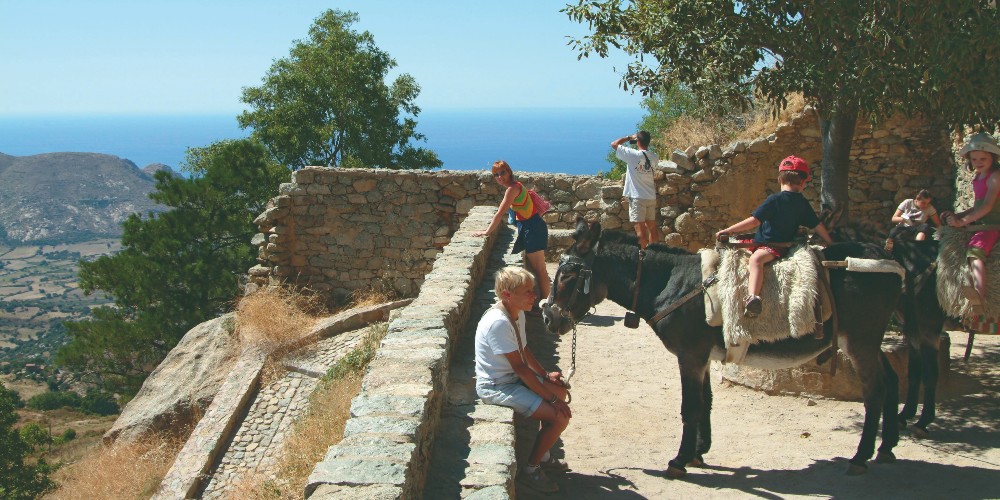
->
<box><xmin>876</xmin><ymin>352</ymin><xmax>899</xmax><ymax>464</ymax></box>
<box><xmin>844</xmin><ymin>345</ymin><xmax>886</xmax><ymax>475</ymax></box>
<box><xmin>667</xmin><ymin>364</ymin><xmax>707</xmax><ymax>478</ymax></box>
<box><xmin>912</xmin><ymin>340</ymin><xmax>940</xmax><ymax>438</ymax></box>
<box><xmin>691</xmin><ymin>368</ymin><xmax>713</xmax><ymax>467</ymax></box>
<box><xmin>898</xmin><ymin>342</ymin><xmax>922</xmax><ymax>426</ymax></box>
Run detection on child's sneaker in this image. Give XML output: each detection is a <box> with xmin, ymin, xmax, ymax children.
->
<box><xmin>744</xmin><ymin>295</ymin><xmax>763</xmax><ymax>317</ymax></box>
<box><xmin>520</xmin><ymin>465</ymin><xmax>559</xmax><ymax>493</ymax></box>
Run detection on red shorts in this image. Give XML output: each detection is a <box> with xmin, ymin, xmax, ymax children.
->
<box><xmin>749</xmin><ymin>243</ymin><xmax>788</xmax><ymax>259</ymax></box>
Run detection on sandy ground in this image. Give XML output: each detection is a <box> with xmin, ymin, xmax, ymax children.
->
<box><xmin>515</xmin><ymin>264</ymin><xmax>1000</xmax><ymax>499</ymax></box>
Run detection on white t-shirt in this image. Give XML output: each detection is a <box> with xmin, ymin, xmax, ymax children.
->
<box><xmin>474</xmin><ymin>306</ymin><xmax>527</xmax><ymax>384</ymax></box>
<box><xmin>897</xmin><ymin>198</ymin><xmax>937</xmax><ymax>226</ymax></box>
<box><xmin>616</xmin><ymin>145</ymin><xmax>658</xmax><ymax>200</ymax></box>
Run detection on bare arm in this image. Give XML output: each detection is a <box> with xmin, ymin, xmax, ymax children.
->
<box><xmin>929</xmin><ymin>212</ymin><xmax>942</xmax><ymax>228</ymax></box>
<box><xmin>716</xmin><ymin>216</ymin><xmax>761</xmax><ymax>239</ymax></box>
<box><xmin>955</xmin><ymin>172</ymin><xmax>1000</xmax><ymax>227</ymax></box>
<box><xmin>503</xmin><ymin>351</ymin><xmax>557</xmax><ymax>401</ymax></box>
<box><xmin>890</xmin><ymin>208</ymin><xmax>905</xmax><ymax>225</ymax></box>
<box><xmin>813</xmin><ymin>223</ymin><xmax>834</xmax><ymax>245</ymax></box>
<box><xmin>473</xmin><ymin>185</ymin><xmax>518</xmax><ymax>236</ymax></box>
<box><xmin>611</xmin><ymin>134</ymin><xmax>635</xmax><ymax>150</ymax></box>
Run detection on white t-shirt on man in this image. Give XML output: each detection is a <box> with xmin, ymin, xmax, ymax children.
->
<box><xmin>474</xmin><ymin>306</ymin><xmax>527</xmax><ymax>384</ymax></box>
<box><xmin>616</xmin><ymin>145</ymin><xmax>658</xmax><ymax>200</ymax></box>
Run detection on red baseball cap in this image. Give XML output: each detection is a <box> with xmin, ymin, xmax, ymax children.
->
<box><xmin>778</xmin><ymin>155</ymin><xmax>811</xmax><ymax>181</ymax></box>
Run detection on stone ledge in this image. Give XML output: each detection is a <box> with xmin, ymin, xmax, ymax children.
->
<box><xmin>306</xmin><ymin>206</ymin><xmax>502</xmax><ymax>498</ymax></box>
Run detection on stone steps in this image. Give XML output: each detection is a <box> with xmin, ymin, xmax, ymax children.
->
<box><xmin>424</xmin><ymin>225</ymin><xmax>521</xmax><ymax>499</ymax></box>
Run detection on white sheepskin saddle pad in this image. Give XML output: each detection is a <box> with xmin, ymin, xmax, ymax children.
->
<box><xmin>936</xmin><ymin>226</ymin><xmax>1000</xmax><ymax>319</ymax></box>
<box><xmin>715</xmin><ymin>245</ymin><xmax>822</xmax><ymax>347</ymax></box>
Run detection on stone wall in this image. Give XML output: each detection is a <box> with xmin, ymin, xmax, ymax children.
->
<box><xmin>249</xmin><ymin>108</ymin><xmax>955</xmax><ymax>298</ymax></box>
<box><xmin>305</xmin><ymin>206</ymin><xmax>501</xmax><ymax>498</ymax></box>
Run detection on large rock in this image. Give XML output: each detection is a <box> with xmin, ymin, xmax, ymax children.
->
<box><xmin>104</xmin><ymin>314</ymin><xmax>238</xmax><ymax>444</ymax></box>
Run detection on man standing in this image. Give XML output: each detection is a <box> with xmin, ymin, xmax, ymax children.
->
<box><xmin>611</xmin><ymin>130</ymin><xmax>660</xmax><ymax>249</ymax></box>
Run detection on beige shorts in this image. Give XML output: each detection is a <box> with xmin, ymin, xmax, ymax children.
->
<box><xmin>628</xmin><ymin>197</ymin><xmax>657</xmax><ymax>222</ymax></box>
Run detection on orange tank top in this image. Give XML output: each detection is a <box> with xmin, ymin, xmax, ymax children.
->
<box><xmin>509</xmin><ymin>182</ymin><xmax>535</xmax><ymax>220</ymax></box>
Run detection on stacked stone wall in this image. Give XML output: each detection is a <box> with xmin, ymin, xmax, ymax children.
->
<box><xmin>249</xmin><ymin>109</ymin><xmax>956</xmax><ymax>297</ymax></box>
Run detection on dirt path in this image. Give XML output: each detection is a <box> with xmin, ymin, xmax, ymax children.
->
<box><xmin>517</xmin><ymin>266</ymin><xmax>1000</xmax><ymax>499</ymax></box>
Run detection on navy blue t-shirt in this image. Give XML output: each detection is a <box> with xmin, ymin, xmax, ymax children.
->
<box><xmin>751</xmin><ymin>191</ymin><xmax>820</xmax><ymax>243</ymax></box>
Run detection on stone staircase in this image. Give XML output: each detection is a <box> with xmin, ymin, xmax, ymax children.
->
<box><xmin>423</xmin><ymin>224</ymin><xmax>521</xmax><ymax>498</ymax></box>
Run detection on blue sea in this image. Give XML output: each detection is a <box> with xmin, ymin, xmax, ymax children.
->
<box><xmin>0</xmin><ymin>108</ymin><xmax>643</xmax><ymax>176</ymax></box>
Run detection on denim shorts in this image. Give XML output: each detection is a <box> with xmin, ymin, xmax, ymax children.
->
<box><xmin>477</xmin><ymin>374</ymin><xmax>543</xmax><ymax>417</ymax></box>
<box><xmin>512</xmin><ymin>214</ymin><xmax>548</xmax><ymax>255</ymax></box>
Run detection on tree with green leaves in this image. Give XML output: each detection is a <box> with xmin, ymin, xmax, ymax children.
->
<box><xmin>566</xmin><ymin>0</ymin><xmax>1000</xmax><ymax>224</ymax></box>
<box><xmin>603</xmin><ymin>83</ymin><xmax>700</xmax><ymax>179</ymax></box>
<box><xmin>57</xmin><ymin>139</ymin><xmax>287</xmax><ymax>396</ymax></box>
<box><xmin>239</xmin><ymin>9</ymin><xmax>441</xmax><ymax>171</ymax></box>
<box><xmin>0</xmin><ymin>383</ymin><xmax>53</xmax><ymax>499</ymax></box>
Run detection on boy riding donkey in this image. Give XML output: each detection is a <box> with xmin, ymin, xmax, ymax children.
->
<box><xmin>716</xmin><ymin>155</ymin><xmax>833</xmax><ymax>317</ymax></box>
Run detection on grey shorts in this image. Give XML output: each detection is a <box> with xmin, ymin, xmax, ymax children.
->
<box><xmin>477</xmin><ymin>375</ymin><xmax>544</xmax><ymax>417</ymax></box>
<box><xmin>628</xmin><ymin>197</ymin><xmax>657</xmax><ymax>222</ymax></box>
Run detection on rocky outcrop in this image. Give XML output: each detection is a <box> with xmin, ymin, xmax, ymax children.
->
<box><xmin>104</xmin><ymin>314</ymin><xmax>238</xmax><ymax>444</ymax></box>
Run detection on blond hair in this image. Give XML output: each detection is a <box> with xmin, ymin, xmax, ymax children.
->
<box><xmin>494</xmin><ymin>266</ymin><xmax>535</xmax><ymax>299</ymax></box>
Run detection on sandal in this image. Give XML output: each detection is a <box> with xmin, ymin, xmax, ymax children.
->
<box><xmin>744</xmin><ymin>295</ymin><xmax>762</xmax><ymax>317</ymax></box>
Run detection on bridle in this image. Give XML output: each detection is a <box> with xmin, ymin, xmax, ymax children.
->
<box><xmin>544</xmin><ymin>249</ymin><xmax>596</xmax><ymax>387</ymax></box>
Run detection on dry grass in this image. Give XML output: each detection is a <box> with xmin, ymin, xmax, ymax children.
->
<box><xmin>225</xmin><ymin>322</ymin><xmax>389</xmax><ymax>499</ymax></box>
<box><xmin>659</xmin><ymin>93</ymin><xmax>808</xmax><ymax>151</ymax></box>
<box><xmin>46</xmin><ymin>436</ymin><xmax>184</xmax><ymax>500</ymax></box>
<box><xmin>736</xmin><ymin>93</ymin><xmax>807</xmax><ymax>142</ymax></box>
<box><xmin>348</xmin><ymin>276</ymin><xmax>398</xmax><ymax>308</ymax></box>
<box><xmin>235</xmin><ymin>286</ymin><xmax>327</xmax><ymax>354</ymax></box>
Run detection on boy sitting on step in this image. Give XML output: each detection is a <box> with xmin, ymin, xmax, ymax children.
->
<box><xmin>716</xmin><ymin>155</ymin><xmax>833</xmax><ymax>317</ymax></box>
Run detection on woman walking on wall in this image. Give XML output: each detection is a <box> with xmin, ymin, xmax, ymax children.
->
<box><xmin>474</xmin><ymin>160</ymin><xmax>551</xmax><ymax>311</ymax></box>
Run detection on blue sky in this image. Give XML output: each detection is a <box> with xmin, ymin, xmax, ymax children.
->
<box><xmin>1</xmin><ymin>1</ymin><xmax>644</xmax><ymax>115</ymax></box>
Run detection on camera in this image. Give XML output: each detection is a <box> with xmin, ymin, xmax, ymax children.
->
<box><xmin>628</xmin><ymin>137</ymin><xmax>637</xmax><ymax>145</ymax></box>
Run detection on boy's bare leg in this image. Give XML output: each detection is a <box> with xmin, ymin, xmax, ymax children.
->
<box><xmin>528</xmin><ymin>401</ymin><xmax>570</xmax><ymax>465</ymax></box>
<box><xmin>748</xmin><ymin>248</ymin><xmax>777</xmax><ymax>296</ymax></box>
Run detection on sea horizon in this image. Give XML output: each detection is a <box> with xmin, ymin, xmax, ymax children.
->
<box><xmin>0</xmin><ymin>108</ymin><xmax>645</xmax><ymax>176</ymax></box>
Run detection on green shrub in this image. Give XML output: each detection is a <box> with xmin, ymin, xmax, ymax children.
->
<box><xmin>26</xmin><ymin>391</ymin><xmax>82</xmax><ymax>411</ymax></box>
<box><xmin>81</xmin><ymin>391</ymin><xmax>119</xmax><ymax>416</ymax></box>
<box><xmin>18</xmin><ymin>423</ymin><xmax>51</xmax><ymax>448</ymax></box>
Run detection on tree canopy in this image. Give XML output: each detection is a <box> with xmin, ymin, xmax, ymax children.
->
<box><xmin>57</xmin><ymin>139</ymin><xmax>287</xmax><ymax>396</ymax></box>
<box><xmin>0</xmin><ymin>384</ymin><xmax>53</xmax><ymax>499</ymax></box>
<box><xmin>239</xmin><ymin>9</ymin><xmax>442</xmax><ymax>170</ymax></box>
<box><xmin>566</xmin><ymin>0</ymin><xmax>1000</xmax><ymax>221</ymax></box>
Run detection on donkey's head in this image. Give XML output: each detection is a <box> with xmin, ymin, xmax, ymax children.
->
<box><xmin>543</xmin><ymin>218</ymin><xmax>604</xmax><ymax>335</ymax></box>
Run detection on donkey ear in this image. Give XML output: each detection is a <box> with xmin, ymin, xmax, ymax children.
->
<box><xmin>574</xmin><ymin>219</ymin><xmax>602</xmax><ymax>255</ymax></box>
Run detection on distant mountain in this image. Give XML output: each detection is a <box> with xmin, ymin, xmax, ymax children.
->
<box><xmin>0</xmin><ymin>152</ymin><xmax>171</xmax><ymax>244</ymax></box>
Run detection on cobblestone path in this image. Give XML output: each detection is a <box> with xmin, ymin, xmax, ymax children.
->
<box><xmin>199</xmin><ymin>328</ymin><xmax>369</xmax><ymax>498</ymax></box>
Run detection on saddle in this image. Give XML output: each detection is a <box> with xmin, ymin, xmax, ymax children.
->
<box><xmin>700</xmin><ymin>245</ymin><xmax>833</xmax><ymax>363</ymax></box>
<box><xmin>936</xmin><ymin>226</ymin><xmax>1000</xmax><ymax>328</ymax></box>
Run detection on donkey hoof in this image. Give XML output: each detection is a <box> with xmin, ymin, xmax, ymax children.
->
<box><xmin>666</xmin><ymin>466</ymin><xmax>687</xmax><ymax>479</ymax></box>
<box><xmin>846</xmin><ymin>462</ymin><xmax>868</xmax><ymax>476</ymax></box>
<box><xmin>911</xmin><ymin>426</ymin><xmax>930</xmax><ymax>439</ymax></box>
<box><xmin>688</xmin><ymin>456</ymin><xmax>706</xmax><ymax>468</ymax></box>
<box><xmin>874</xmin><ymin>451</ymin><xmax>896</xmax><ymax>464</ymax></box>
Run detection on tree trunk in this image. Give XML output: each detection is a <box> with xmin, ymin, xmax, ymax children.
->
<box><xmin>818</xmin><ymin>107</ymin><xmax>858</xmax><ymax>228</ymax></box>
